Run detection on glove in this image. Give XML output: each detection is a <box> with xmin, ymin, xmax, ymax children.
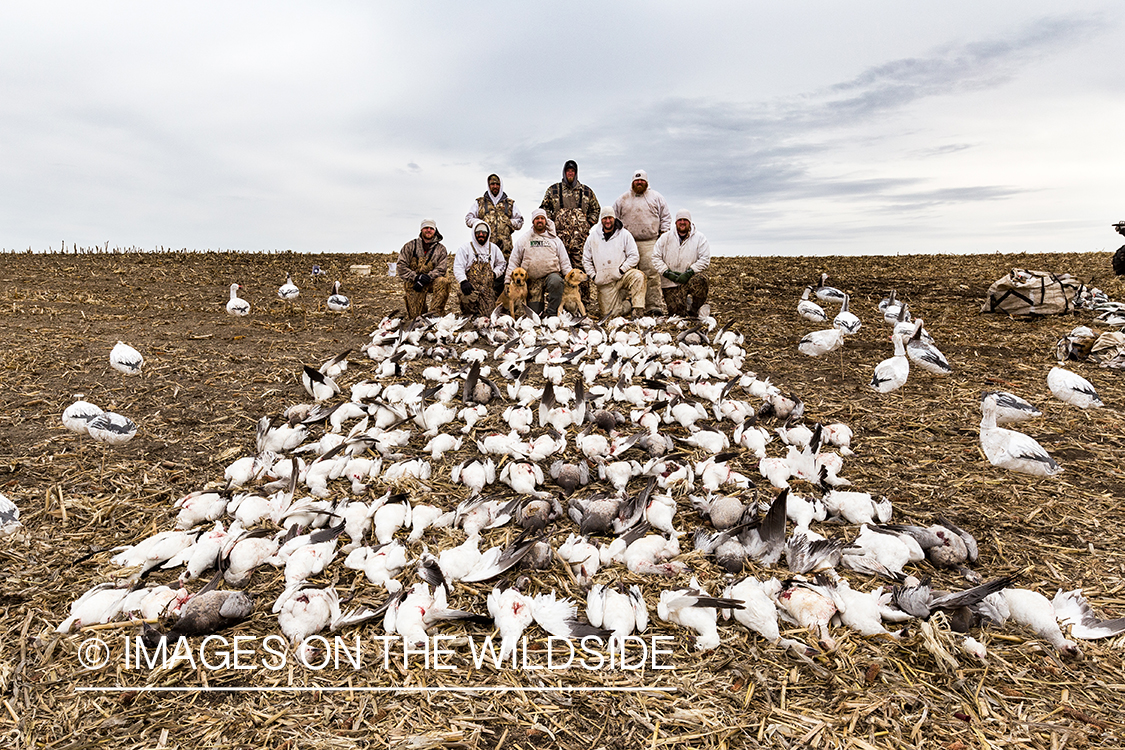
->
<box><xmin>680</xmin><ymin>269</ymin><xmax>695</xmax><ymax>284</ymax></box>
<box><xmin>412</xmin><ymin>276</ymin><xmax>427</xmax><ymax>293</ymax></box>
<box><xmin>460</xmin><ymin>280</ymin><xmax>474</xmax><ymax>296</ymax></box>
<box><xmin>417</xmin><ymin>273</ymin><xmax>431</xmax><ymax>287</ymax></box>
<box><xmin>663</xmin><ymin>270</ymin><xmax>681</xmax><ymax>284</ymax></box>
<box><xmin>493</xmin><ymin>276</ymin><xmax>505</xmax><ymax>295</ymax></box>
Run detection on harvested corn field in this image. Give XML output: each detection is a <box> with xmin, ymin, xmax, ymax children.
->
<box><xmin>1</xmin><ymin>249</ymin><xmax>1124</xmax><ymax>750</ymax></box>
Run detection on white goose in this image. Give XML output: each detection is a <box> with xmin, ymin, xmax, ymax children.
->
<box><xmin>1047</xmin><ymin>367</ymin><xmax>1103</xmax><ymax>409</ymax></box>
<box><xmin>62</xmin><ymin>399</ymin><xmax>104</xmax><ymax>436</ymax></box>
<box><xmin>797</xmin><ymin>286</ymin><xmax>828</xmax><ymax>323</ymax></box>
<box><xmin>86</xmin><ymin>412</ymin><xmax>138</xmax><ymax>446</ymax></box>
<box><xmin>798</xmin><ymin>328</ymin><xmax>843</xmax><ymax>357</ymax></box>
<box><xmin>813</xmin><ymin>273</ymin><xmax>846</xmax><ymax>304</ymax></box>
<box><xmin>869</xmin><ymin>333</ymin><xmax>909</xmax><ymax>394</ymax></box>
<box><xmin>327</xmin><ymin>281</ymin><xmax>351</xmax><ymax>312</ymax></box>
<box><xmin>979</xmin><ymin>393</ymin><xmax>1061</xmax><ymax>477</ymax></box>
<box><xmin>110</xmin><ymin>341</ymin><xmax>144</xmax><ymax>375</ymax></box>
<box><xmin>226</xmin><ymin>283</ymin><xmax>250</xmax><ymax>316</ymax></box>
<box><xmin>981</xmin><ymin>391</ymin><xmax>1041</xmax><ymax>423</ymax></box>
<box><xmin>832</xmin><ymin>294</ymin><xmax>861</xmax><ymax>335</ymax></box>
<box><xmin>278</xmin><ymin>272</ymin><xmax>300</xmax><ymax>302</ymax></box>
<box><xmin>906</xmin><ymin>319</ymin><xmax>951</xmax><ymax>375</ymax></box>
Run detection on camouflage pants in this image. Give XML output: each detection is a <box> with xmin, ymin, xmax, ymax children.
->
<box><xmin>457</xmin><ymin>260</ymin><xmax>498</xmax><ymax>317</ymax></box>
<box><xmin>404</xmin><ymin>276</ymin><xmax>451</xmax><ymax>319</ymax></box>
<box><xmin>661</xmin><ymin>274</ymin><xmax>708</xmax><ymax>317</ymax></box>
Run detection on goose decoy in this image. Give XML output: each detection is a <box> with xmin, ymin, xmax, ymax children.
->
<box><xmin>327</xmin><ymin>281</ymin><xmax>351</xmax><ymax>312</ymax></box>
<box><xmin>797</xmin><ymin>328</ymin><xmax>843</xmax><ymax>357</ymax></box>
<box><xmin>797</xmin><ymin>286</ymin><xmax>829</xmax><ymax>323</ymax></box>
<box><xmin>278</xmin><ymin>272</ymin><xmax>300</xmax><ymax>302</ymax></box>
<box><xmin>869</xmin><ymin>334</ymin><xmax>909</xmax><ymax>394</ymax></box>
<box><xmin>1047</xmin><ymin>366</ymin><xmax>1103</xmax><ymax>409</ymax></box>
<box><xmin>109</xmin><ymin>341</ymin><xmax>144</xmax><ymax>375</ymax></box>
<box><xmin>978</xmin><ymin>393</ymin><xmax>1060</xmax><ymax>477</ymax></box>
<box><xmin>813</xmin><ymin>273</ymin><xmax>846</xmax><ymax>304</ymax></box>
<box><xmin>981</xmin><ymin>391</ymin><xmax>1041</xmax><ymax>424</ymax></box>
<box><xmin>906</xmin><ymin>319</ymin><xmax>951</xmax><ymax>375</ymax></box>
<box><xmin>226</xmin><ymin>283</ymin><xmax>250</xmax><ymax>316</ymax></box>
<box><xmin>86</xmin><ymin>412</ymin><xmax>137</xmax><ymax>446</ymax></box>
<box><xmin>832</xmin><ymin>294</ymin><xmax>861</xmax><ymax>335</ymax></box>
<box><xmin>0</xmin><ymin>493</ymin><xmax>21</xmax><ymax>536</ymax></box>
<box><xmin>62</xmin><ymin>399</ymin><xmax>104</xmax><ymax>437</ymax></box>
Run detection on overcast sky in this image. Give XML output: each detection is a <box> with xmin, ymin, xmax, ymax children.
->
<box><xmin>2</xmin><ymin>2</ymin><xmax>1122</xmax><ymax>256</ymax></box>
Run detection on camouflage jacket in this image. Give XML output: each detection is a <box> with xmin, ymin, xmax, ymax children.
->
<box><xmin>397</xmin><ymin>236</ymin><xmax>448</xmax><ymax>283</ymax></box>
<box><xmin>473</xmin><ymin>195</ymin><xmax>521</xmax><ymax>253</ymax></box>
<box><xmin>540</xmin><ymin>180</ymin><xmax>601</xmax><ymax>251</ymax></box>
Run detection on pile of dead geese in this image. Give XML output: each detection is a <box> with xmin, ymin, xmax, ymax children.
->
<box><xmin>58</xmin><ymin>302</ymin><xmax>1123</xmax><ymax>666</ymax></box>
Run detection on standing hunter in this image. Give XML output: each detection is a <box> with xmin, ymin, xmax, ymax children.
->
<box><xmin>465</xmin><ymin>173</ymin><xmax>524</xmax><ymax>258</ymax></box>
<box><xmin>613</xmin><ymin>169</ymin><xmax>671</xmax><ymax>316</ymax></box>
<box><xmin>540</xmin><ymin>159</ymin><xmax>600</xmax><ymax>305</ymax></box>
<box><xmin>396</xmin><ymin>218</ymin><xmax>451</xmax><ymax>320</ymax></box>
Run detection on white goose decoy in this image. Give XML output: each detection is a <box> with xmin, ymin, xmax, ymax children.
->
<box><xmin>869</xmin><ymin>333</ymin><xmax>909</xmax><ymax>394</ymax></box>
<box><xmin>1047</xmin><ymin>367</ymin><xmax>1103</xmax><ymax>409</ymax></box>
<box><xmin>226</xmin><ymin>283</ymin><xmax>250</xmax><ymax>316</ymax></box>
<box><xmin>906</xmin><ymin>319</ymin><xmax>951</xmax><ymax>375</ymax></box>
<box><xmin>832</xmin><ymin>294</ymin><xmax>861</xmax><ymax>335</ymax></box>
<box><xmin>0</xmin><ymin>493</ymin><xmax>21</xmax><ymax>536</ymax></box>
<box><xmin>797</xmin><ymin>286</ymin><xmax>829</xmax><ymax>323</ymax></box>
<box><xmin>882</xmin><ymin>291</ymin><xmax>908</xmax><ymax>324</ymax></box>
<box><xmin>981</xmin><ymin>391</ymin><xmax>1041</xmax><ymax>424</ymax></box>
<box><xmin>979</xmin><ymin>393</ymin><xmax>1061</xmax><ymax>477</ymax></box>
<box><xmin>86</xmin><ymin>412</ymin><xmax>138</xmax><ymax>446</ymax></box>
<box><xmin>797</xmin><ymin>328</ymin><xmax>843</xmax><ymax>357</ymax></box>
<box><xmin>278</xmin><ymin>272</ymin><xmax>300</xmax><ymax>302</ymax></box>
<box><xmin>62</xmin><ymin>399</ymin><xmax>104</xmax><ymax>436</ymax></box>
<box><xmin>327</xmin><ymin>281</ymin><xmax>351</xmax><ymax>312</ymax></box>
<box><xmin>813</xmin><ymin>273</ymin><xmax>846</xmax><ymax>304</ymax></box>
<box><xmin>109</xmin><ymin>341</ymin><xmax>144</xmax><ymax>375</ymax></box>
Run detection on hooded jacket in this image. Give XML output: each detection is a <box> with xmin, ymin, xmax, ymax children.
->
<box><xmin>652</xmin><ymin>222</ymin><xmax>710</xmax><ymax>288</ymax></box>
<box><xmin>582</xmin><ymin>220</ymin><xmax>639</xmax><ymax>285</ymax></box>
<box><xmin>539</xmin><ymin>161</ymin><xmax>601</xmax><ymax>248</ymax></box>
<box><xmin>453</xmin><ymin>220</ymin><xmax>507</xmax><ymax>283</ymax></box>
<box><xmin>465</xmin><ymin>175</ymin><xmax>524</xmax><ymax>242</ymax></box>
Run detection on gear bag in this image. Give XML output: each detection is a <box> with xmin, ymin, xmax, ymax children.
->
<box><xmin>981</xmin><ymin>268</ymin><xmax>1084</xmax><ymax>316</ymax></box>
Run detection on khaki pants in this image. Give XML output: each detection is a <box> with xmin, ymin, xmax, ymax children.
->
<box><xmin>635</xmin><ymin>237</ymin><xmax>664</xmax><ymax>313</ymax></box>
<box><xmin>596</xmin><ymin>268</ymin><xmax>647</xmax><ymax>318</ymax></box>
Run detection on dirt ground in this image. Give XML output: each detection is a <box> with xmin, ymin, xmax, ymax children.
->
<box><xmin>1</xmin><ymin>249</ymin><xmax>1124</xmax><ymax>749</ymax></box>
